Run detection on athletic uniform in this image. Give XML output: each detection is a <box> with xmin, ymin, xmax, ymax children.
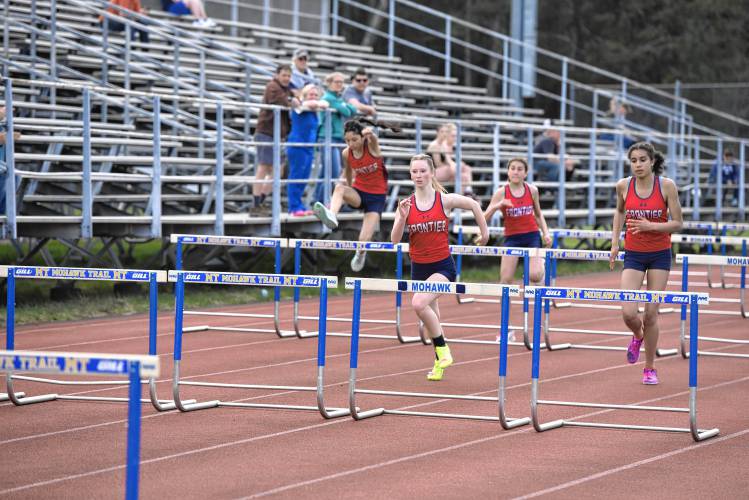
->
<box><xmin>502</xmin><ymin>183</ymin><xmax>541</xmax><ymax>247</ymax></box>
<box><xmin>407</xmin><ymin>192</ymin><xmax>456</xmax><ymax>282</ymax></box>
<box><xmin>623</xmin><ymin>176</ymin><xmax>672</xmax><ymax>271</ymax></box>
<box><xmin>348</xmin><ymin>140</ymin><xmax>388</xmax><ymax>213</ymax></box>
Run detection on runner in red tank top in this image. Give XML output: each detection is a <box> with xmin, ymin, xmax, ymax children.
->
<box><xmin>483</xmin><ymin>157</ymin><xmax>552</xmax><ymax>286</ymax></box>
<box><xmin>391</xmin><ymin>153</ymin><xmax>489</xmax><ymax>382</ymax></box>
<box><xmin>610</xmin><ymin>142</ymin><xmax>683</xmax><ymax>385</ymax></box>
<box><xmin>312</xmin><ymin>119</ymin><xmax>395</xmax><ymax>272</ymax></box>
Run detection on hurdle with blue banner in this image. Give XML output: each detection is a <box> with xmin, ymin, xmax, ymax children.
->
<box><xmin>1</xmin><ymin>265</ymin><xmax>184</xmax><ymax>411</ymax></box>
<box><xmin>0</xmin><ymin>349</ymin><xmax>159</xmax><ymax>499</ymax></box>
<box><xmin>288</xmin><ymin>238</ymin><xmax>421</xmax><ymax>342</ymax></box>
<box><xmin>345</xmin><ymin>277</ymin><xmax>529</xmax><ymax>428</ymax></box>
<box><xmin>169</xmin><ymin>270</ymin><xmax>350</xmax><ymax>418</ymax></box>
<box><xmin>526</xmin><ymin>286</ymin><xmax>719</xmax><ymax>442</ymax></box>
<box><xmin>170</xmin><ymin>234</ymin><xmax>295</xmax><ymax>338</ymax></box>
<box><xmin>671</xmin><ymin>234</ymin><xmax>749</xmax><ymax>289</ymax></box>
<box><xmin>536</xmin><ymin>249</ymin><xmax>678</xmax><ymax>356</ymax></box>
<box><xmin>676</xmin><ymin>252</ymin><xmax>749</xmax><ymax>359</ymax></box>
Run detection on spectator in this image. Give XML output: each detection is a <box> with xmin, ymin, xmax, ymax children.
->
<box><xmin>342</xmin><ymin>68</ymin><xmax>376</xmax><ymax>116</ymax></box>
<box><xmin>0</xmin><ymin>106</ymin><xmax>21</xmax><ymax>216</ymax></box>
<box><xmin>600</xmin><ymin>96</ymin><xmax>637</xmax><ymax>150</ymax></box>
<box><xmin>160</xmin><ymin>0</ymin><xmax>216</xmax><ymax>27</ymax></box>
<box><xmin>99</xmin><ymin>0</ymin><xmax>150</xmax><ymax>44</ymax></box>
<box><xmin>426</xmin><ymin>123</ymin><xmax>475</xmax><ymax>197</ymax></box>
<box><xmin>253</xmin><ymin>64</ymin><xmax>298</xmax><ymax>213</ymax></box>
<box><xmin>532</xmin><ymin>128</ymin><xmax>576</xmax><ymax>182</ymax></box>
<box><xmin>313</xmin><ymin>72</ymin><xmax>357</xmax><ymax>205</ymax></box>
<box><xmin>289</xmin><ymin>48</ymin><xmax>319</xmax><ymax>96</ymax></box>
<box><xmin>708</xmin><ymin>150</ymin><xmax>740</xmax><ymax>207</ymax></box>
<box><xmin>287</xmin><ymin>84</ymin><xmax>328</xmax><ymax>216</ymax></box>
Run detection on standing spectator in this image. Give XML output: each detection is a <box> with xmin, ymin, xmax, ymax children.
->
<box><xmin>427</xmin><ymin>122</ymin><xmax>475</xmax><ymax>197</ymax></box>
<box><xmin>342</xmin><ymin>68</ymin><xmax>376</xmax><ymax>116</ymax></box>
<box><xmin>287</xmin><ymin>84</ymin><xmax>328</xmax><ymax>216</ymax></box>
<box><xmin>708</xmin><ymin>150</ymin><xmax>740</xmax><ymax>207</ymax></box>
<box><xmin>289</xmin><ymin>48</ymin><xmax>319</xmax><ymax>96</ymax></box>
<box><xmin>532</xmin><ymin>128</ymin><xmax>576</xmax><ymax>182</ymax></box>
<box><xmin>160</xmin><ymin>0</ymin><xmax>216</xmax><ymax>27</ymax></box>
<box><xmin>313</xmin><ymin>72</ymin><xmax>357</xmax><ymax>205</ymax></box>
<box><xmin>0</xmin><ymin>106</ymin><xmax>20</xmax><ymax>216</ymax></box>
<box><xmin>253</xmin><ymin>64</ymin><xmax>298</xmax><ymax>213</ymax></box>
<box><xmin>99</xmin><ymin>0</ymin><xmax>150</xmax><ymax>44</ymax></box>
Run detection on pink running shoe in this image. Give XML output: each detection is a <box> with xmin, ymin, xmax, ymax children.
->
<box><xmin>626</xmin><ymin>335</ymin><xmax>643</xmax><ymax>364</ymax></box>
<box><xmin>642</xmin><ymin>368</ymin><xmax>659</xmax><ymax>385</ymax></box>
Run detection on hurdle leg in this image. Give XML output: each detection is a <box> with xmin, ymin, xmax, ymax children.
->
<box><xmin>315</xmin><ymin>281</ymin><xmax>352</xmax><ymax>418</ymax></box>
<box><xmin>348</xmin><ymin>282</ymin><xmax>385</xmax><ymax>420</ymax></box>
<box><xmin>5</xmin><ymin>373</ymin><xmax>57</xmax><ymax>405</ymax></box>
<box><xmin>529</xmin><ymin>292</ymin><xmax>563</xmax><ymax>432</ymax></box>
<box><xmin>687</xmin><ymin>298</ymin><xmax>720</xmax><ymax>441</ymax></box>
<box><xmin>497</xmin><ymin>289</ymin><xmax>530</xmax><ymax>429</ymax></box>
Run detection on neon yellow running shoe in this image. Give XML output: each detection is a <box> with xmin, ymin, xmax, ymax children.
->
<box><xmin>427</xmin><ymin>345</ymin><xmax>453</xmax><ymax>381</ymax></box>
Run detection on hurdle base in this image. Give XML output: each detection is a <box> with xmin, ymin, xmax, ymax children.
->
<box><xmin>502</xmin><ymin>416</ymin><xmax>531</xmax><ymax>429</ymax></box>
<box><xmin>352</xmin><ymin>407</ymin><xmax>386</xmax><ymax>420</ymax></box>
<box><xmin>0</xmin><ymin>392</ymin><xmax>25</xmax><ymax>401</ymax></box>
<box><xmin>533</xmin><ymin>418</ymin><xmax>565</xmax><ymax>432</ymax></box>
<box><xmin>694</xmin><ymin>428</ymin><xmax>721</xmax><ymax>441</ymax></box>
<box><xmin>684</xmin><ymin>350</ymin><xmax>749</xmax><ymax>359</ymax></box>
<box><xmin>10</xmin><ymin>393</ymin><xmax>58</xmax><ymax>405</ymax></box>
<box><xmin>179</xmin><ymin>400</ymin><xmax>221</xmax><ymax>412</ymax></box>
<box><xmin>183</xmin><ymin>325</ymin><xmax>209</xmax><ymax>333</ymax></box>
<box><xmin>561</xmin><ymin>420</ymin><xmax>719</xmax><ymax>440</ymax></box>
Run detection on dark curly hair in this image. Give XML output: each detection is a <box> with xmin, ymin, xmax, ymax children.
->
<box><xmin>627</xmin><ymin>141</ymin><xmax>665</xmax><ymax>175</ymax></box>
<box><xmin>344</xmin><ymin>117</ymin><xmax>402</xmax><ymax>135</ymax></box>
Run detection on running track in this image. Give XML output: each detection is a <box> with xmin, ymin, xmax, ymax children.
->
<box><xmin>1</xmin><ymin>271</ymin><xmax>748</xmax><ymax>499</ymax></box>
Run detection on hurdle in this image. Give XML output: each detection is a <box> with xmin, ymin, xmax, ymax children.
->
<box><xmin>345</xmin><ymin>277</ymin><xmax>530</xmax><ymax>429</ymax></box>
<box><xmin>676</xmin><ymin>252</ymin><xmax>749</xmax><ymax>359</ymax></box>
<box><xmin>171</xmin><ymin>234</ymin><xmax>295</xmax><ymax>338</ymax></box>
<box><xmin>288</xmin><ymin>238</ymin><xmax>423</xmax><ymax>343</ymax></box>
<box><xmin>1</xmin><ymin>265</ymin><xmax>185</xmax><ymax>411</ymax></box>
<box><xmin>537</xmin><ymin>250</ymin><xmax>679</xmax><ymax>356</ymax></box>
<box><xmin>526</xmin><ymin>286</ymin><xmax>719</xmax><ymax>442</ymax></box>
<box><xmin>169</xmin><ymin>270</ymin><xmax>351</xmax><ymax>418</ymax></box>
<box><xmin>671</xmin><ymin>233</ymin><xmax>749</xmax><ymax>289</ymax></box>
<box><xmin>0</xmin><ymin>349</ymin><xmax>159</xmax><ymax>499</ymax></box>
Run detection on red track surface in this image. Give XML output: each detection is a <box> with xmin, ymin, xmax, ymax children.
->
<box><xmin>1</xmin><ymin>270</ymin><xmax>748</xmax><ymax>499</ymax></box>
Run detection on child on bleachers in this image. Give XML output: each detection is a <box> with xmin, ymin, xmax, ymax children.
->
<box><xmin>427</xmin><ymin>123</ymin><xmax>475</xmax><ymax>198</ymax></box>
<box><xmin>161</xmin><ymin>0</ymin><xmax>216</xmax><ymax>28</ymax></box>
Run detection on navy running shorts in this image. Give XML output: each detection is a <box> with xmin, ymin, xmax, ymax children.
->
<box><xmin>503</xmin><ymin>230</ymin><xmax>541</xmax><ymax>248</ymax></box>
<box><xmin>623</xmin><ymin>248</ymin><xmax>672</xmax><ymax>272</ymax></box>
<box><xmin>411</xmin><ymin>256</ymin><xmax>457</xmax><ymax>283</ymax></box>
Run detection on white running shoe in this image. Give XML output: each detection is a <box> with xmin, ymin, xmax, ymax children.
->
<box><xmin>351</xmin><ymin>250</ymin><xmax>367</xmax><ymax>272</ymax></box>
<box><xmin>313</xmin><ymin>201</ymin><xmax>338</xmax><ymax>229</ymax></box>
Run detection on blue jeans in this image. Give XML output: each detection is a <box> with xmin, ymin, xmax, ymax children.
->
<box><xmin>286</xmin><ymin>146</ymin><xmax>314</xmax><ymax>213</ymax></box>
<box><xmin>313</xmin><ymin>142</ymin><xmax>343</xmax><ymax>204</ymax></box>
<box><xmin>534</xmin><ymin>160</ymin><xmax>560</xmax><ymax>181</ymax></box>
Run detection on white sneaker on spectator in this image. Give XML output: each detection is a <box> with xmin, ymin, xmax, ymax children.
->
<box><xmin>351</xmin><ymin>250</ymin><xmax>367</xmax><ymax>272</ymax></box>
<box><xmin>192</xmin><ymin>19</ymin><xmax>204</xmax><ymax>27</ymax></box>
<box><xmin>313</xmin><ymin>202</ymin><xmax>338</xmax><ymax>230</ymax></box>
<box><xmin>204</xmin><ymin>18</ymin><xmax>217</xmax><ymax>27</ymax></box>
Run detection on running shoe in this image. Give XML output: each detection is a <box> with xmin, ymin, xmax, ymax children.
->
<box><xmin>427</xmin><ymin>345</ymin><xmax>453</xmax><ymax>381</ymax></box>
<box><xmin>351</xmin><ymin>250</ymin><xmax>367</xmax><ymax>272</ymax></box>
<box><xmin>626</xmin><ymin>335</ymin><xmax>643</xmax><ymax>364</ymax></box>
<box><xmin>642</xmin><ymin>368</ymin><xmax>659</xmax><ymax>385</ymax></box>
<box><xmin>313</xmin><ymin>201</ymin><xmax>338</xmax><ymax>229</ymax></box>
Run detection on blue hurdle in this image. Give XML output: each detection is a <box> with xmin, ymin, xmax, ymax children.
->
<box><xmin>345</xmin><ymin>277</ymin><xmax>529</xmax><ymax>428</ymax></box>
<box><xmin>676</xmin><ymin>253</ymin><xmax>749</xmax><ymax>359</ymax></box>
<box><xmin>1</xmin><ymin>265</ymin><xmax>183</xmax><ymax>411</ymax></box>
<box><xmin>526</xmin><ymin>286</ymin><xmax>719</xmax><ymax>442</ymax></box>
<box><xmin>0</xmin><ymin>349</ymin><xmax>158</xmax><ymax>499</ymax></box>
<box><xmin>170</xmin><ymin>234</ymin><xmax>295</xmax><ymax>338</ymax></box>
<box><xmin>288</xmin><ymin>238</ymin><xmax>421</xmax><ymax>343</ymax></box>
<box><xmin>671</xmin><ymin>233</ymin><xmax>749</xmax><ymax>290</ymax></box>
<box><xmin>169</xmin><ymin>270</ymin><xmax>350</xmax><ymax>418</ymax></box>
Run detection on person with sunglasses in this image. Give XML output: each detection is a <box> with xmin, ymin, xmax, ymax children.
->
<box><xmin>343</xmin><ymin>68</ymin><xmax>376</xmax><ymax>116</ymax></box>
<box><xmin>289</xmin><ymin>48</ymin><xmax>319</xmax><ymax>97</ymax></box>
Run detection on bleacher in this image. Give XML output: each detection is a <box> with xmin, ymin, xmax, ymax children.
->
<box><xmin>0</xmin><ymin>0</ymin><xmax>745</xmax><ymax>245</ymax></box>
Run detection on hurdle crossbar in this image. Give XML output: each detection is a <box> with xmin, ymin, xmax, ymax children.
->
<box><xmin>346</xmin><ymin>278</ymin><xmax>529</xmax><ymax>428</ymax></box>
<box><xmin>675</xmin><ymin>253</ymin><xmax>748</xmax><ymax>359</ymax></box>
<box><xmin>171</xmin><ymin>234</ymin><xmax>295</xmax><ymax>338</ymax></box>
<box><xmin>526</xmin><ymin>286</ymin><xmax>718</xmax><ymax>442</ymax></box>
<box><xmin>0</xmin><ymin>349</ymin><xmax>159</xmax><ymax>500</ymax></box>
<box><xmin>2</xmin><ymin>266</ymin><xmax>184</xmax><ymax>411</ymax></box>
<box><xmin>169</xmin><ymin>270</ymin><xmax>349</xmax><ymax>418</ymax></box>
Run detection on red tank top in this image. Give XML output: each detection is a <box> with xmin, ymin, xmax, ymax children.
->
<box><xmin>503</xmin><ymin>182</ymin><xmax>539</xmax><ymax>236</ymax></box>
<box><xmin>406</xmin><ymin>191</ymin><xmax>450</xmax><ymax>264</ymax></box>
<box><xmin>624</xmin><ymin>176</ymin><xmax>671</xmax><ymax>252</ymax></box>
<box><xmin>349</xmin><ymin>141</ymin><xmax>387</xmax><ymax>195</ymax></box>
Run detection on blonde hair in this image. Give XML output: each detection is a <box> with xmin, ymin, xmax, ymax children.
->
<box><xmin>300</xmin><ymin>84</ymin><xmax>320</xmax><ymax>100</ymax></box>
<box><xmin>410</xmin><ymin>153</ymin><xmax>447</xmax><ymax>194</ymax></box>
<box><xmin>325</xmin><ymin>72</ymin><xmax>346</xmax><ymax>87</ymax></box>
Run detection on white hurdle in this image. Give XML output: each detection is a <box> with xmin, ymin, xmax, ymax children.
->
<box><xmin>527</xmin><ymin>286</ymin><xmax>719</xmax><ymax>442</ymax></box>
<box><xmin>346</xmin><ymin>277</ymin><xmax>529</xmax><ymax>428</ymax></box>
<box><xmin>171</xmin><ymin>234</ymin><xmax>295</xmax><ymax>337</ymax></box>
<box><xmin>676</xmin><ymin>253</ymin><xmax>749</xmax><ymax>359</ymax></box>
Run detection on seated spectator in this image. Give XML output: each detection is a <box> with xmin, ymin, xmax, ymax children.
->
<box><xmin>160</xmin><ymin>0</ymin><xmax>216</xmax><ymax>27</ymax></box>
<box><xmin>0</xmin><ymin>106</ymin><xmax>21</xmax><ymax>216</ymax></box>
<box><xmin>426</xmin><ymin>122</ymin><xmax>475</xmax><ymax>197</ymax></box>
<box><xmin>99</xmin><ymin>0</ymin><xmax>150</xmax><ymax>44</ymax></box>
<box><xmin>342</xmin><ymin>68</ymin><xmax>376</xmax><ymax>116</ymax></box>
<box><xmin>253</xmin><ymin>64</ymin><xmax>299</xmax><ymax>214</ymax></box>
<box><xmin>313</xmin><ymin>72</ymin><xmax>357</xmax><ymax>205</ymax></box>
<box><xmin>708</xmin><ymin>150</ymin><xmax>740</xmax><ymax>207</ymax></box>
<box><xmin>287</xmin><ymin>84</ymin><xmax>329</xmax><ymax>216</ymax></box>
<box><xmin>289</xmin><ymin>48</ymin><xmax>319</xmax><ymax>96</ymax></box>
<box><xmin>599</xmin><ymin>96</ymin><xmax>637</xmax><ymax>150</ymax></box>
<box><xmin>532</xmin><ymin>128</ymin><xmax>576</xmax><ymax>182</ymax></box>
